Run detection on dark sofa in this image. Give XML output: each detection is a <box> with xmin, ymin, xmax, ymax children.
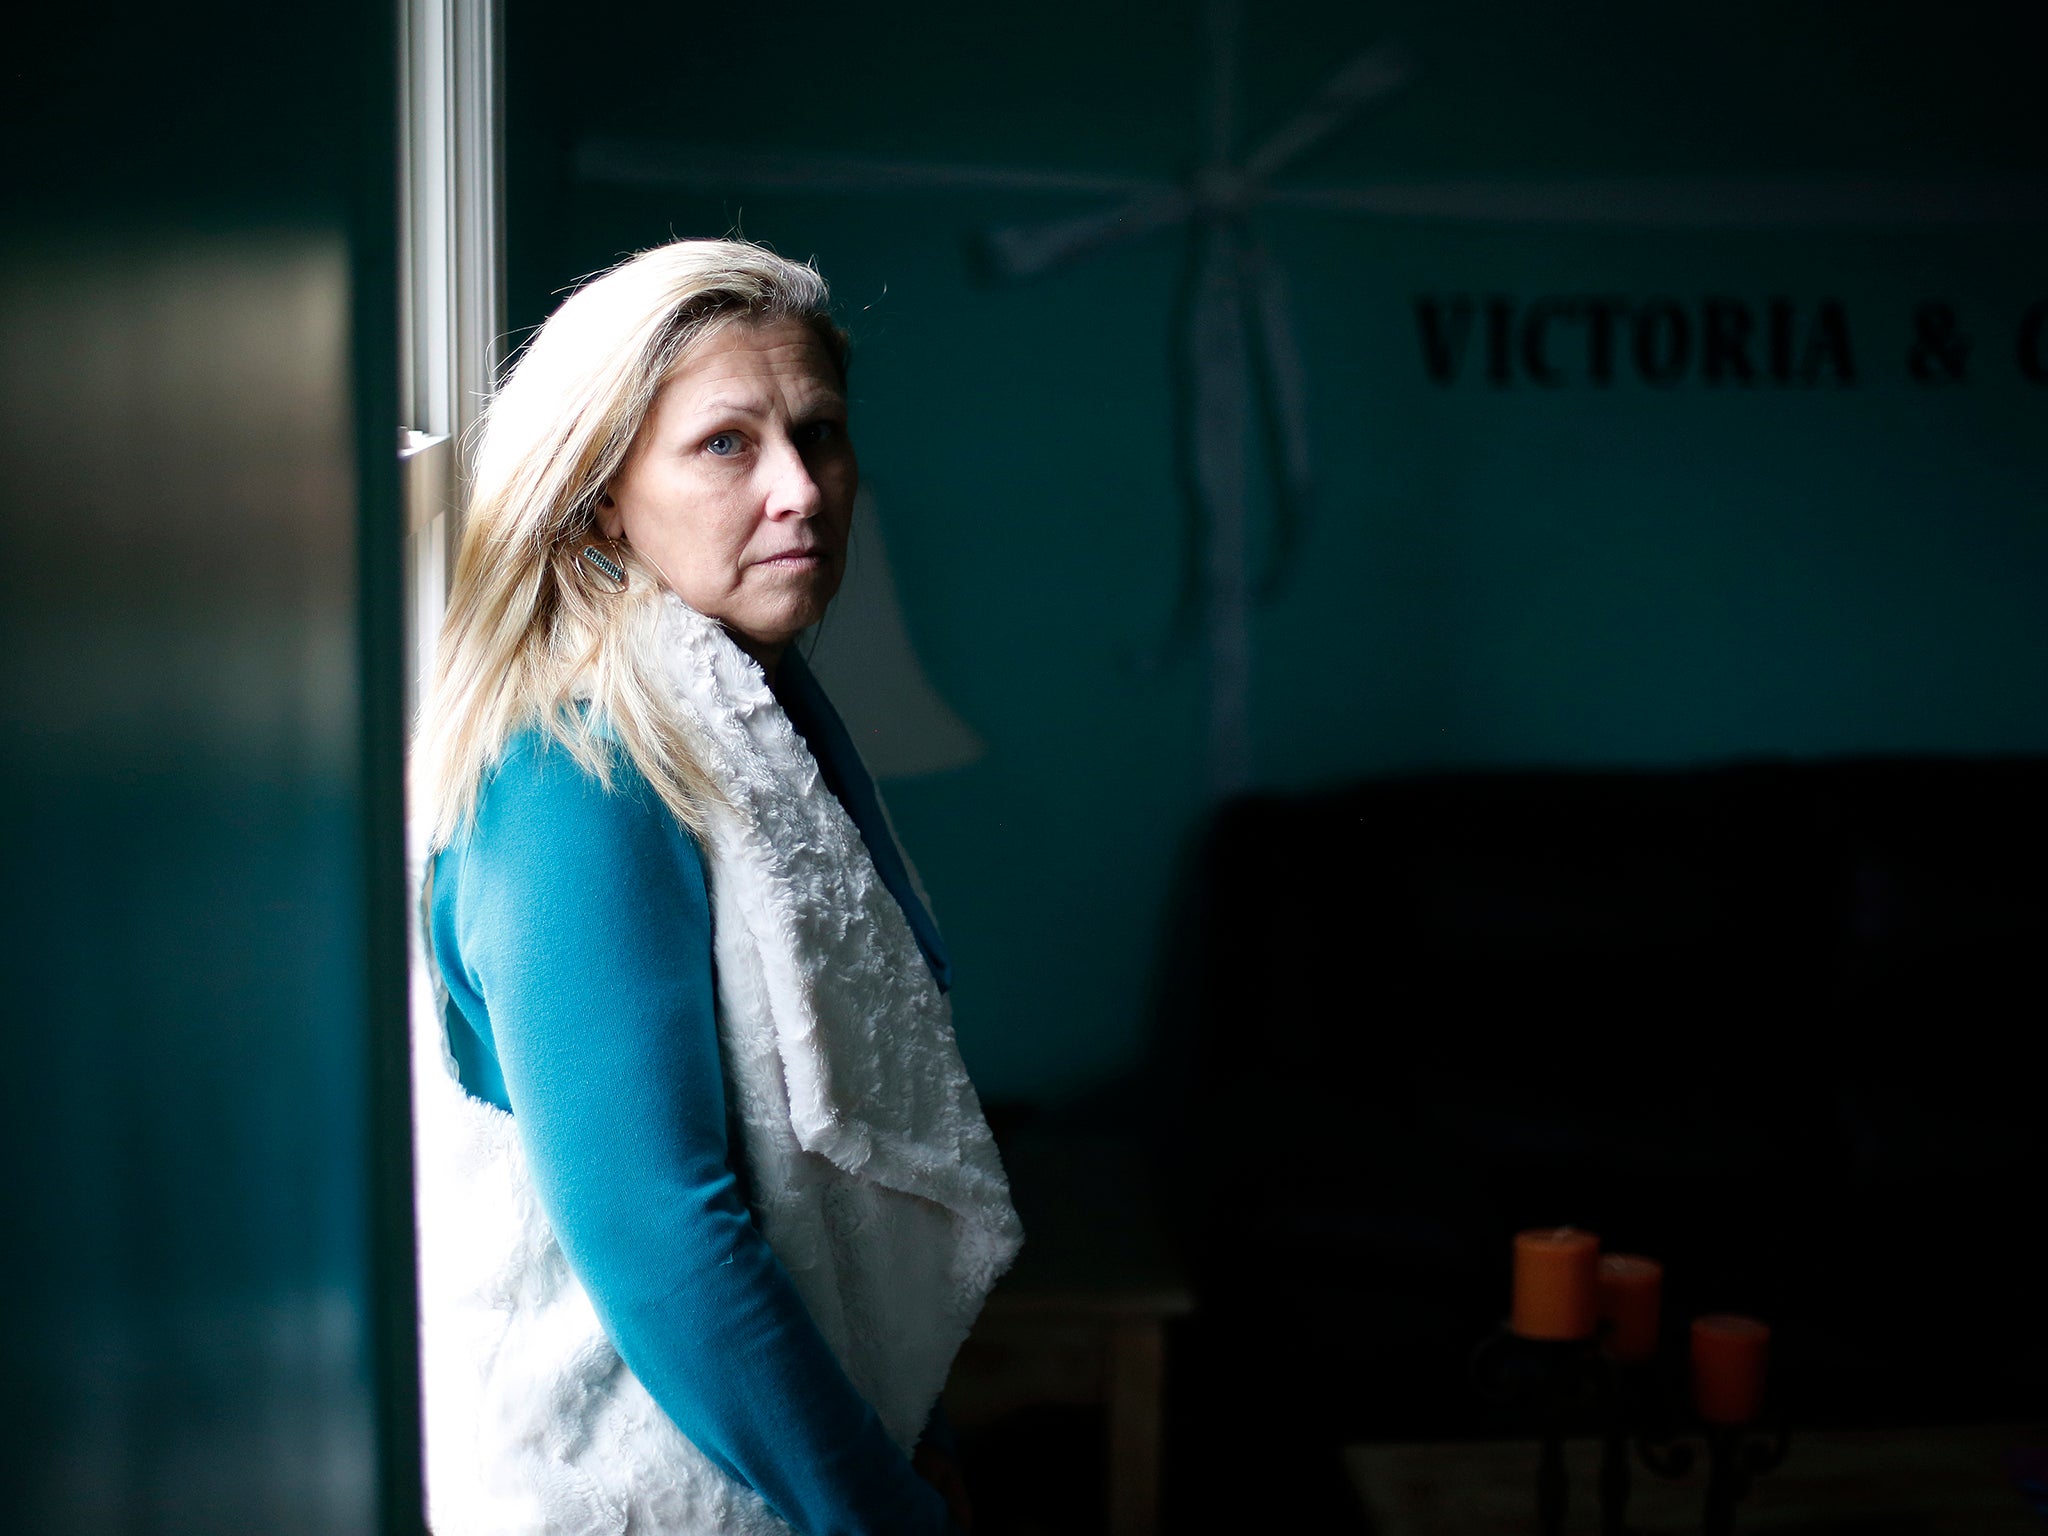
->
<box><xmin>1147</xmin><ymin>755</ymin><xmax>2047</xmax><ymax>1441</ymax></box>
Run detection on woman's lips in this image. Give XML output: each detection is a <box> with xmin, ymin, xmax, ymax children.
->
<box><xmin>753</xmin><ymin>550</ymin><xmax>825</xmax><ymax>569</ymax></box>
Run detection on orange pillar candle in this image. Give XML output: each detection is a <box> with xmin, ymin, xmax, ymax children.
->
<box><xmin>1691</xmin><ymin>1315</ymin><xmax>1770</xmax><ymax>1425</ymax></box>
<box><xmin>1511</xmin><ymin>1227</ymin><xmax>1601</xmax><ymax>1340</ymax></box>
<box><xmin>1598</xmin><ymin>1254</ymin><xmax>1663</xmax><ymax>1363</ymax></box>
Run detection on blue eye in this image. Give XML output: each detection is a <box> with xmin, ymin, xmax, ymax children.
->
<box><xmin>705</xmin><ymin>432</ymin><xmax>740</xmax><ymax>457</ymax></box>
<box><xmin>798</xmin><ymin>421</ymin><xmax>840</xmax><ymax>448</ymax></box>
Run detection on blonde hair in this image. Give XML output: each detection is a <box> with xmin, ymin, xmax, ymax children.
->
<box><xmin>414</xmin><ymin>238</ymin><xmax>851</xmax><ymax>852</ymax></box>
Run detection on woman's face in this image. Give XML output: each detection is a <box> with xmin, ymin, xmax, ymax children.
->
<box><xmin>597</xmin><ymin>317</ymin><xmax>855</xmax><ymax>663</ymax></box>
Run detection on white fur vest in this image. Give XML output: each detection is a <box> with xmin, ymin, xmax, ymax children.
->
<box><xmin>410</xmin><ymin>595</ymin><xmax>1024</xmax><ymax>1535</ymax></box>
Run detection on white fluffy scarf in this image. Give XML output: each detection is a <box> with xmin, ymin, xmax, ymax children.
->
<box><xmin>411</xmin><ymin>595</ymin><xmax>1024</xmax><ymax>1535</ymax></box>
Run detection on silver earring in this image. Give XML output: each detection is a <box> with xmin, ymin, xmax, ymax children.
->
<box><xmin>579</xmin><ymin>539</ymin><xmax>628</xmax><ymax>594</ymax></box>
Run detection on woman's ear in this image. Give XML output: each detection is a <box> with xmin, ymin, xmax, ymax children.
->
<box><xmin>593</xmin><ymin>490</ymin><xmax>624</xmax><ymax>541</ymax></box>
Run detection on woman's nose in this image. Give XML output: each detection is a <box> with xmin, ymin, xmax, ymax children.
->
<box><xmin>762</xmin><ymin>437</ymin><xmax>823</xmax><ymax>520</ymax></box>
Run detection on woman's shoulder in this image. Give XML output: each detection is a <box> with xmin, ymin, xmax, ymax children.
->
<box><xmin>464</xmin><ymin>723</ymin><xmax>698</xmax><ymax>866</ymax></box>
<box><xmin>432</xmin><ymin>722</ymin><xmax>716</xmax><ymax>1026</ymax></box>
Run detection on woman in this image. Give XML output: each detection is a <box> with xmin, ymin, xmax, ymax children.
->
<box><xmin>411</xmin><ymin>238</ymin><xmax>1023</xmax><ymax>1536</ymax></box>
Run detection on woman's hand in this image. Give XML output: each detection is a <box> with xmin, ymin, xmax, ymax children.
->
<box><xmin>912</xmin><ymin>1442</ymin><xmax>975</xmax><ymax>1535</ymax></box>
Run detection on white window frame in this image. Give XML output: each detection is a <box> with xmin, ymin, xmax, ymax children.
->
<box><xmin>396</xmin><ymin>13</ymin><xmax>502</xmax><ymax>1520</ymax></box>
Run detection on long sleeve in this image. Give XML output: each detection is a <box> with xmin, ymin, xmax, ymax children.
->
<box><xmin>431</xmin><ymin>732</ymin><xmax>956</xmax><ymax>1536</ymax></box>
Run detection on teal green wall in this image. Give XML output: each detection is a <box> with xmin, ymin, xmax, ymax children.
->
<box><xmin>511</xmin><ymin>1</ymin><xmax>2048</xmax><ymax>1102</ymax></box>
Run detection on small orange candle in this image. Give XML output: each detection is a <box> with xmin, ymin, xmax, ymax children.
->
<box><xmin>1511</xmin><ymin>1227</ymin><xmax>1601</xmax><ymax>1341</ymax></box>
<box><xmin>1598</xmin><ymin>1254</ymin><xmax>1663</xmax><ymax>1363</ymax></box>
<box><xmin>1691</xmin><ymin>1314</ymin><xmax>1770</xmax><ymax>1425</ymax></box>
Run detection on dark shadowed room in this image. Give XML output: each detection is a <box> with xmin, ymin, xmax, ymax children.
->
<box><xmin>3</xmin><ymin>3</ymin><xmax>2044</xmax><ymax>1534</ymax></box>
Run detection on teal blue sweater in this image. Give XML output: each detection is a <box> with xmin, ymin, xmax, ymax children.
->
<box><xmin>428</xmin><ymin>653</ymin><xmax>960</xmax><ymax>1536</ymax></box>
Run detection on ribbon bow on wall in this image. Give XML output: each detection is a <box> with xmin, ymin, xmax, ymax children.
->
<box><xmin>981</xmin><ymin>4</ymin><xmax>1417</xmax><ymax>793</ymax></box>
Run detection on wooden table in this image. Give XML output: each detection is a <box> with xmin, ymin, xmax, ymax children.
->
<box><xmin>1343</xmin><ymin>1424</ymin><xmax>2048</xmax><ymax>1535</ymax></box>
<box><xmin>945</xmin><ymin>1130</ymin><xmax>1195</xmax><ymax>1536</ymax></box>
